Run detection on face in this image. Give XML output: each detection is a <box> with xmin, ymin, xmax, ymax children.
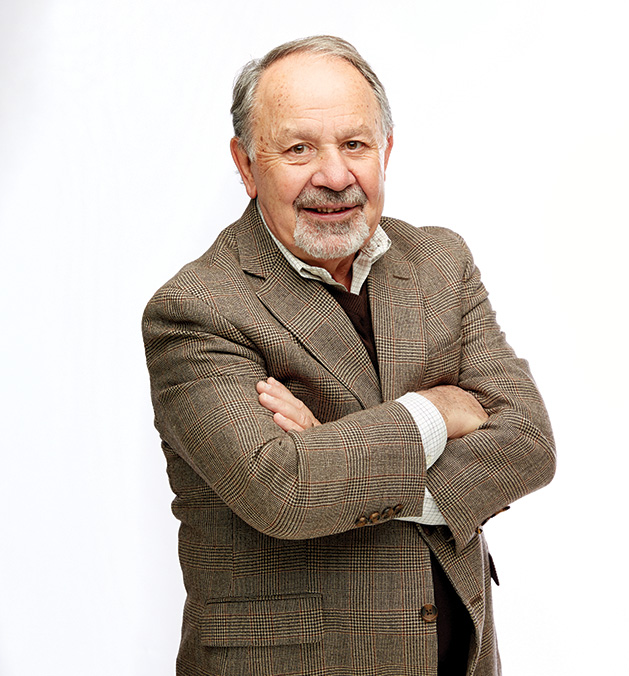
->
<box><xmin>231</xmin><ymin>52</ymin><xmax>393</xmax><ymax>270</ymax></box>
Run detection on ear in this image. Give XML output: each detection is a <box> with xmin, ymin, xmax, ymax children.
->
<box><xmin>383</xmin><ymin>134</ymin><xmax>394</xmax><ymax>174</ymax></box>
<box><xmin>230</xmin><ymin>137</ymin><xmax>258</xmax><ymax>199</ymax></box>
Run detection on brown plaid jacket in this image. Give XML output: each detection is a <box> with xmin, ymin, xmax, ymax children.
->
<box><xmin>142</xmin><ymin>201</ymin><xmax>556</xmax><ymax>676</ymax></box>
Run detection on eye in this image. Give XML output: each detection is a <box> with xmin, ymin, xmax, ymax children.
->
<box><xmin>289</xmin><ymin>144</ymin><xmax>308</xmax><ymax>155</ymax></box>
<box><xmin>345</xmin><ymin>140</ymin><xmax>365</xmax><ymax>151</ymax></box>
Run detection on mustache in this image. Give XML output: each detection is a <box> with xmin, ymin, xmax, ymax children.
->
<box><xmin>293</xmin><ymin>185</ymin><xmax>368</xmax><ymax>209</ymax></box>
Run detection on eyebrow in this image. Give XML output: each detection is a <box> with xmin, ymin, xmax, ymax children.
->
<box><xmin>340</xmin><ymin>125</ymin><xmax>377</xmax><ymax>139</ymax></box>
<box><xmin>277</xmin><ymin>124</ymin><xmax>378</xmax><ymax>144</ymax></box>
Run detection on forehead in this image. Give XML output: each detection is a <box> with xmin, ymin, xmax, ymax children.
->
<box><xmin>253</xmin><ymin>52</ymin><xmax>382</xmax><ymax>136</ymax></box>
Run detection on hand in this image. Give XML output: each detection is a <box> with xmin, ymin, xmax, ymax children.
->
<box><xmin>417</xmin><ymin>385</ymin><xmax>488</xmax><ymax>439</ymax></box>
<box><xmin>256</xmin><ymin>377</ymin><xmax>321</xmax><ymax>432</ymax></box>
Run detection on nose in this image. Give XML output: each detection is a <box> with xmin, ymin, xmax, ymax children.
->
<box><xmin>310</xmin><ymin>148</ymin><xmax>356</xmax><ymax>192</ymax></box>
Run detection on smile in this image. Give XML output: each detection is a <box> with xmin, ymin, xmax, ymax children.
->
<box><xmin>304</xmin><ymin>205</ymin><xmax>356</xmax><ymax>214</ymax></box>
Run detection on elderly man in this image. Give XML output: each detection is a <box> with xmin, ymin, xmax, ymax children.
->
<box><xmin>143</xmin><ymin>35</ymin><xmax>555</xmax><ymax>676</ymax></box>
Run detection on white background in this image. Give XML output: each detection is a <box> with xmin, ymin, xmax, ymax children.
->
<box><xmin>1</xmin><ymin>1</ymin><xmax>628</xmax><ymax>674</ymax></box>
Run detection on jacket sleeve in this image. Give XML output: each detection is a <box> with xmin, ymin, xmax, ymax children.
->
<box><xmin>142</xmin><ymin>285</ymin><xmax>427</xmax><ymax>540</ymax></box>
<box><xmin>425</xmin><ymin>230</ymin><xmax>556</xmax><ymax>553</ymax></box>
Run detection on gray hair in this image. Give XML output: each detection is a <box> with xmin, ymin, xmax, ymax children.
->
<box><xmin>231</xmin><ymin>35</ymin><xmax>393</xmax><ymax>159</ymax></box>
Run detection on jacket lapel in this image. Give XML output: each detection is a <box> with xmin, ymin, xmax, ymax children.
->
<box><xmin>235</xmin><ymin>202</ymin><xmax>382</xmax><ymax>410</ymax></box>
<box><xmin>368</xmin><ymin>249</ymin><xmax>428</xmax><ymax>401</ymax></box>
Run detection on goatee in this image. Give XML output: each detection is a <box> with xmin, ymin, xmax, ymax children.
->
<box><xmin>293</xmin><ymin>186</ymin><xmax>371</xmax><ymax>261</ymax></box>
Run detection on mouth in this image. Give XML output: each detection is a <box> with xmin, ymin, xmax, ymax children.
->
<box><xmin>302</xmin><ymin>205</ymin><xmax>358</xmax><ymax>217</ymax></box>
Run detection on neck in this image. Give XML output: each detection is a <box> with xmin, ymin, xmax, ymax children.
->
<box><xmin>328</xmin><ymin>260</ymin><xmax>354</xmax><ymax>291</ymax></box>
<box><xmin>301</xmin><ymin>251</ymin><xmax>355</xmax><ymax>291</ymax></box>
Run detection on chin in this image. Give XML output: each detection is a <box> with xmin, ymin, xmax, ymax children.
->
<box><xmin>293</xmin><ymin>212</ymin><xmax>371</xmax><ymax>261</ymax></box>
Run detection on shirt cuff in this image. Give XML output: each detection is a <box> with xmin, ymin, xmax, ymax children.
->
<box><xmin>396</xmin><ymin>488</ymin><xmax>448</xmax><ymax>526</ymax></box>
<box><xmin>396</xmin><ymin>391</ymin><xmax>447</xmax><ymax>468</ymax></box>
<box><xmin>395</xmin><ymin>392</ymin><xmax>448</xmax><ymax>526</ymax></box>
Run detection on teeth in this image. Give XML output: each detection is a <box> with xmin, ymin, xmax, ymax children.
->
<box><xmin>314</xmin><ymin>207</ymin><xmax>348</xmax><ymax>213</ymax></box>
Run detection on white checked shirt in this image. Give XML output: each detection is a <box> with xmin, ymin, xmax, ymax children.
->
<box><xmin>259</xmin><ymin>202</ymin><xmax>448</xmax><ymax>525</ymax></box>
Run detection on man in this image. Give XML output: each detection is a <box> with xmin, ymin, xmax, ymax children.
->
<box><xmin>143</xmin><ymin>35</ymin><xmax>555</xmax><ymax>676</ymax></box>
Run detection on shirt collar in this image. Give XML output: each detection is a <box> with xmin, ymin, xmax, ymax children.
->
<box><xmin>256</xmin><ymin>200</ymin><xmax>391</xmax><ymax>295</ymax></box>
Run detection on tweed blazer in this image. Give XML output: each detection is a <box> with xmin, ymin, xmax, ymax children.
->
<box><xmin>143</xmin><ymin>201</ymin><xmax>556</xmax><ymax>676</ymax></box>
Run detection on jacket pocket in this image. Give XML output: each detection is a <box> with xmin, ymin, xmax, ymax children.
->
<box><xmin>200</xmin><ymin>593</ymin><xmax>324</xmax><ymax>647</ymax></box>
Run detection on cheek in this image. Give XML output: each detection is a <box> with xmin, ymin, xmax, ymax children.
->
<box><xmin>256</xmin><ymin>160</ymin><xmax>315</xmax><ymax>206</ymax></box>
<box><xmin>274</xmin><ymin>171</ymin><xmax>310</xmax><ymax>205</ymax></box>
<box><xmin>360</xmin><ymin>169</ymin><xmax>386</xmax><ymax>202</ymax></box>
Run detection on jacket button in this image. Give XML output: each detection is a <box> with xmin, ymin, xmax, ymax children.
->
<box><xmin>355</xmin><ymin>516</ymin><xmax>368</xmax><ymax>527</ymax></box>
<box><xmin>421</xmin><ymin>604</ymin><xmax>438</xmax><ymax>622</ymax></box>
<box><xmin>369</xmin><ymin>511</ymin><xmax>381</xmax><ymax>524</ymax></box>
<box><xmin>382</xmin><ymin>507</ymin><xmax>395</xmax><ymax>519</ymax></box>
<box><xmin>393</xmin><ymin>504</ymin><xmax>404</xmax><ymax>515</ymax></box>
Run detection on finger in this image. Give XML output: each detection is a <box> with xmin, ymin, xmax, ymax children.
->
<box><xmin>262</xmin><ymin>378</ymin><xmax>303</xmax><ymax>407</ymax></box>
<box><xmin>257</xmin><ymin>379</ymin><xmax>292</xmax><ymax>402</ymax></box>
<box><xmin>258</xmin><ymin>391</ymin><xmax>304</xmax><ymax>422</ymax></box>
<box><xmin>272</xmin><ymin>412</ymin><xmax>306</xmax><ymax>433</ymax></box>
<box><xmin>258</xmin><ymin>379</ymin><xmax>305</xmax><ymax>416</ymax></box>
<box><xmin>259</xmin><ymin>391</ymin><xmax>319</xmax><ymax>431</ymax></box>
<box><xmin>257</xmin><ymin>379</ymin><xmax>320</xmax><ymax>429</ymax></box>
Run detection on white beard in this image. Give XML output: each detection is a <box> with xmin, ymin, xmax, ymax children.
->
<box><xmin>292</xmin><ymin>185</ymin><xmax>371</xmax><ymax>260</ymax></box>
<box><xmin>293</xmin><ymin>209</ymin><xmax>370</xmax><ymax>260</ymax></box>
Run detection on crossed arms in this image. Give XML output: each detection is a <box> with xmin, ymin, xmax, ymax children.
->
<box><xmin>258</xmin><ymin>377</ymin><xmax>489</xmax><ymax>440</ymax></box>
<box><xmin>143</xmin><ymin>226</ymin><xmax>556</xmax><ymax>551</ymax></box>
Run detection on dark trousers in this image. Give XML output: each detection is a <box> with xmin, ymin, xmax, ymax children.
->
<box><xmin>431</xmin><ymin>551</ymin><xmax>473</xmax><ymax>676</ymax></box>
